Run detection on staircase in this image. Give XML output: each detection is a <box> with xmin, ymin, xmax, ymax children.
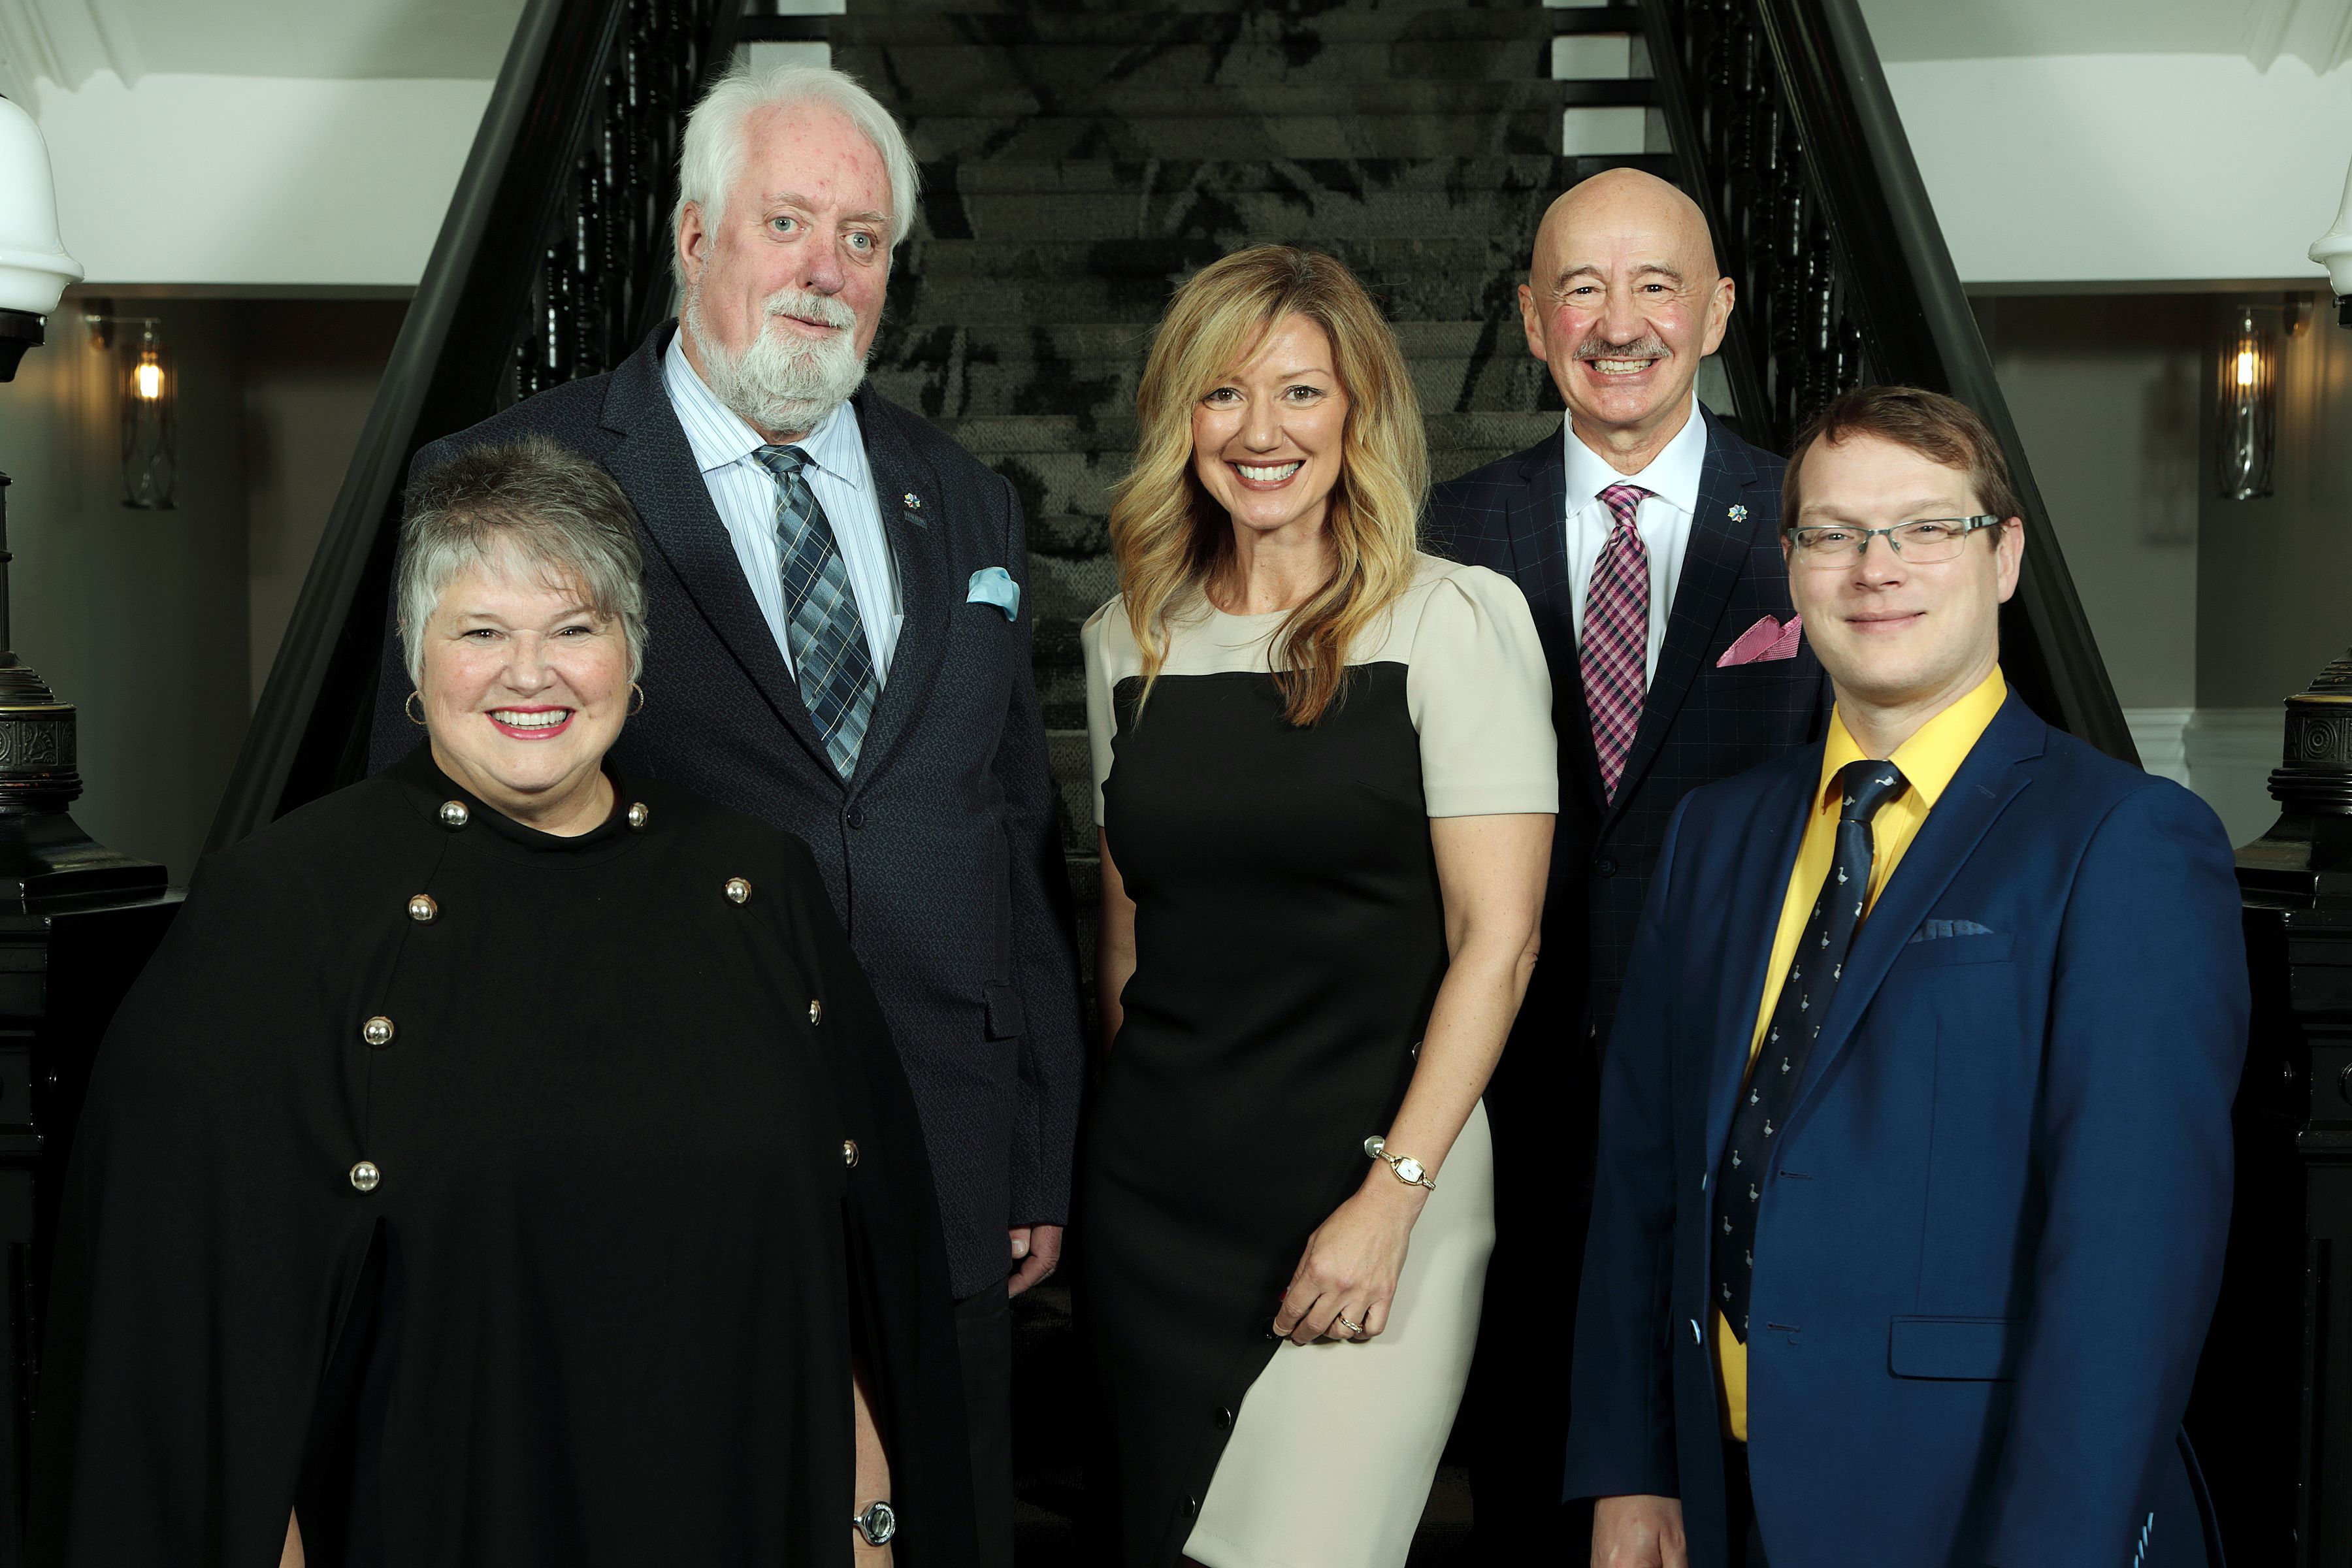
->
<box><xmin>804</xmin><ymin>1</ymin><xmax>1663</xmax><ymax>1555</ymax></box>
<box><xmin>820</xmin><ymin>0</ymin><xmax>1667</xmax><ymax>957</ymax></box>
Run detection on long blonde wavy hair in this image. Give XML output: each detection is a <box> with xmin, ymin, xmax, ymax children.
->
<box><xmin>1106</xmin><ymin>246</ymin><xmax>1428</xmax><ymax>727</ymax></box>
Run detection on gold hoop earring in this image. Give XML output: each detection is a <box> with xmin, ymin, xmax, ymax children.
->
<box><xmin>404</xmin><ymin>691</ymin><xmax>427</xmax><ymax>728</ymax></box>
<box><xmin>628</xmin><ymin>683</ymin><xmax>645</xmax><ymax>717</ymax></box>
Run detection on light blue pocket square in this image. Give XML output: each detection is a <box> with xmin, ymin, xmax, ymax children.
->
<box><xmin>1909</xmin><ymin>919</ymin><xmax>1995</xmax><ymax>943</ymax></box>
<box><xmin>968</xmin><ymin>566</ymin><xmax>1020</xmax><ymax>621</ymax></box>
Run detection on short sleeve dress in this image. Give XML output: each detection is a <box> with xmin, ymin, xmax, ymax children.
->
<box><xmin>1077</xmin><ymin>554</ymin><xmax>1556</xmax><ymax>1568</ymax></box>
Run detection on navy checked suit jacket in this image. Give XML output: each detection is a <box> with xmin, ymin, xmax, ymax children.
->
<box><xmin>368</xmin><ymin>322</ymin><xmax>1085</xmax><ymax>1300</ymax></box>
<box><xmin>1428</xmin><ymin>408</ymin><xmax>1830</xmax><ymax>1054</ymax></box>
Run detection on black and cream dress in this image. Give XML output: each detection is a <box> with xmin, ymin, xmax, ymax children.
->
<box><xmin>1078</xmin><ymin>553</ymin><xmax>1556</xmax><ymax>1568</ymax></box>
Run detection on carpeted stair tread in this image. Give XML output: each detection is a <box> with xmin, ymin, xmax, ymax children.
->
<box><xmin>900</xmin><ymin>111</ymin><xmax>1565</xmax><ymax>161</ymax></box>
<box><xmin>832</xmin><ymin>10</ymin><xmax>1554</xmax><ymax>45</ymax></box>
<box><xmin>839</xmin><ymin>40</ymin><xmax>1548</xmax><ymax>91</ymax></box>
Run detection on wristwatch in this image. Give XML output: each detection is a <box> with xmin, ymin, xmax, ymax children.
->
<box><xmin>1364</xmin><ymin>1134</ymin><xmax>1437</xmax><ymax>1191</ymax></box>
<box><xmin>852</xmin><ymin>1499</ymin><xmax>898</xmax><ymax>1546</ymax></box>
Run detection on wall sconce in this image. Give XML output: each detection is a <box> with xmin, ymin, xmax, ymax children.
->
<box><xmin>2217</xmin><ymin>305</ymin><xmax>2276</xmax><ymax>501</ymax></box>
<box><xmin>2217</xmin><ymin>297</ymin><xmax>2311</xmax><ymax>502</ymax></box>
<box><xmin>82</xmin><ymin>308</ymin><xmax>176</xmax><ymax>510</ymax></box>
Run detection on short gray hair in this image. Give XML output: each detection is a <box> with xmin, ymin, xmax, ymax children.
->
<box><xmin>672</xmin><ymin>61</ymin><xmax>921</xmax><ymax>295</ymax></box>
<box><xmin>395</xmin><ymin>436</ymin><xmax>649</xmax><ymax>685</ymax></box>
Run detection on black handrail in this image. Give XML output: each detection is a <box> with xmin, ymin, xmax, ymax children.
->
<box><xmin>207</xmin><ymin>0</ymin><xmax>742</xmax><ymax>849</ymax></box>
<box><xmin>1640</xmin><ymin>0</ymin><xmax>2136</xmax><ymax>763</ymax></box>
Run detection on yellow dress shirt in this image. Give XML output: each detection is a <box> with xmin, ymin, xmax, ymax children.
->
<box><xmin>1715</xmin><ymin>666</ymin><xmax>2008</xmax><ymax>1441</ymax></box>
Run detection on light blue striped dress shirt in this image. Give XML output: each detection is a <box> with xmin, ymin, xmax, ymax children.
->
<box><xmin>662</xmin><ymin>335</ymin><xmax>904</xmax><ymax>683</ymax></box>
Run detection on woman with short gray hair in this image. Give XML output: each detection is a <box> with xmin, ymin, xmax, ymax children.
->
<box><xmin>33</xmin><ymin>438</ymin><xmax>979</xmax><ymax>1567</ymax></box>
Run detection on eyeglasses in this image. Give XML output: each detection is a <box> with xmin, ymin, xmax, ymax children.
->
<box><xmin>1784</xmin><ymin>515</ymin><xmax>2003</xmax><ymax>566</ymax></box>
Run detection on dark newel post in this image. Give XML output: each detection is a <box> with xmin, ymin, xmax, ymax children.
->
<box><xmin>0</xmin><ymin>310</ymin><xmax>183</xmax><ymax>1563</ymax></box>
<box><xmin>2194</xmin><ymin>657</ymin><xmax>2352</xmax><ymax>1565</ymax></box>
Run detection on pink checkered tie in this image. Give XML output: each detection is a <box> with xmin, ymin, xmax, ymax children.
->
<box><xmin>1583</xmin><ymin>483</ymin><xmax>1653</xmax><ymax>800</ymax></box>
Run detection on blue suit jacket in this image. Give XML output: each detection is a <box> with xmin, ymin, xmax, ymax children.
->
<box><xmin>368</xmin><ymin>323</ymin><xmax>1085</xmax><ymax>1300</ymax></box>
<box><xmin>1566</xmin><ymin>691</ymin><xmax>2248</xmax><ymax>1568</ymax></box>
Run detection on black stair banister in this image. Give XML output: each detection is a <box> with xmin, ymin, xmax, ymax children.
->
<box><xmin>1639</xmin><ymin>0</ymin><xmax>2135</xmax><ymax>763</ymax></box>
<box><xmin>207</xmin><ymin>0</ymin><xmax>742</xmax><ymax>849</ymax></box>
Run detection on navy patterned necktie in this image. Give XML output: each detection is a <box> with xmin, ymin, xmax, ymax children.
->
<box><xmin>753</xmin><ymin>444</ymin><xmax>877</xmax><ymax>779</ymax></box>
<box><xmin>1714</xmin><ymin>757</ymin><xmax>1910</xmax><ymax>1343</ymax></box>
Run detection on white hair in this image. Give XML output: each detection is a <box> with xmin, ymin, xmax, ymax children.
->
<box><xmin>672</xmin><ymin>61</ymin><xmax>920</xmax><ymax>295</ymax></box>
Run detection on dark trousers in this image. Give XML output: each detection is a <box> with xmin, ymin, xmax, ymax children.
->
<box><xmin>1723</xmin><ymin>1443</ymin><xmax>1771</xmax><ymax>1568</ymax></box>
<box><xmin>953</xmin><ymin>1282</ymin><xmax>1013</xmax><ymax>1568</ymax></box>
<box><xmin>1463</xmin><ymin>1011</ymin><xmax>1600</xmax><ymax>1558</ymax></box>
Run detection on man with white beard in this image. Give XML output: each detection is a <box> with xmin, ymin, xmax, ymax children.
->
<box><xmin>371</xmin><ymin>62</ymin><xmax>1084</xmax><ymax>1567</ymax></box>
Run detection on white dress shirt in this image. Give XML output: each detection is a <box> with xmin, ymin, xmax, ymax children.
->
<box><xmin>1561</xmin><ymin>394</ymin><xmax>1709</xmax><ymax>688</ymax></box>
<box><xmin>663</xmin><ymin>335</ymin><xmax>904</xmax><ymax>683</ymax></box>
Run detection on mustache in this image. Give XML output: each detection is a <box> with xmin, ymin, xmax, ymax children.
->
<box><xmin>1574</xmin><ymin>331</ymin><xmax>1672</xmax><ymax>362</ymax></box>
<box><xmin>762</xmin><ymin>287</ymin><xmax>857</xmax><ymax>331</ymax></box>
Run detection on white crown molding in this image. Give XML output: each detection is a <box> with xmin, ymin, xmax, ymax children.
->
<box><xmin>0</xmin><ymin>0</ymin><xmax>142</xmax><ymax>105</ymax></box>
<box><xmin>2245</xmin><ymin>0</ymin><xmax>2352</xmax><ymax>74</ymax></box>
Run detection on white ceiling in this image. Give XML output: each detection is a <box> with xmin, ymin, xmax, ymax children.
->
<box><xmin>1861</xmin><ymin>0</ymin><xmax>2352</xmax><ymax>73</ymax></box>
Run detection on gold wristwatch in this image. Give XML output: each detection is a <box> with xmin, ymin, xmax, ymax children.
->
<box><xmin>1364</xmin><ymin>1135</ymin><xmax>1437</xmax><ymax>1191</ymax></box>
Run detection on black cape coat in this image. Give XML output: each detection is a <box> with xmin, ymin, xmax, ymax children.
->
<box><xmin>31</xmin><ymin>746</ymin><xmax>976</xmax><ymax>1567</ymax></box>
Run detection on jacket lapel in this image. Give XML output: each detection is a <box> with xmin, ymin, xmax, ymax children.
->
<box><xmin>1503</xmin><ymin>429</ymin><xmax>1606</xmax><ymax>813</ymax></box>
<box><xmin>1782</xmin><ymin>694</ymin><xmax>2046</xmax><ymax>1139</ymax></box>
<box><xmin>1704</xmin><ymin>755</ymin><xmax>1821</xmax><ymax>1166</ymax></box>
<box><xmin>1607</xmin><ymin>408</ymin><xmax>1762</xmax><ymax>821</ymax></box>
<box><xmin>844</xmin><ymin>389</ymin><xmax>952</xmax><ymax>789</ymax></box>
<box><xmin>600</xmin><ymin>324</ymin><xmax>835</xmax><ymax>776</ymax></box>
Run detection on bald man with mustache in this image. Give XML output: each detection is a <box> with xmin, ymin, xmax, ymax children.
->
<box><xmin>1428</xmin><ymin>169</ymin><xmax>1829</xmax><ymax>1557</ymax></box>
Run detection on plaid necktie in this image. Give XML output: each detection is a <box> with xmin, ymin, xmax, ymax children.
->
<box><xmin>1583</xmin><ymin>482</ymin><xmax>1653</xmax><ymax>799</ymax></box>
<box><xmin>753</xmin><ymin>444</ymin><xmax>877</xmax><ymax>779</ymax></box>
<box><xmin>1713</xmin><ymin>758</ymin><xmax>1911</xmax><ymax>1342</ymax></box>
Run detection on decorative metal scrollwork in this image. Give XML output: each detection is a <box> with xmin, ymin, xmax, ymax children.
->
<box><xmin>1657</xmin><ymin>0</ymin><xmax>1869</xmax><ymax>448</ymax></box>
<box><xmin>510</xmin><ymin>0</ymin><xmax>724</xmax><ymax>403</ymax></box>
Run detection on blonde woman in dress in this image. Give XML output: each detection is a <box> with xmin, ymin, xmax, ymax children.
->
<box><xmin>1077</xmin><ymin>246</ymin><xmax>1558</xmax><ymax>1568</ymax></box>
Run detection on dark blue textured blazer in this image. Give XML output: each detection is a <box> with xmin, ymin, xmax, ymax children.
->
<box><xmin>369</xmin><ymin>322</ymin><xmax>1085</xmax><ymax>1299</ymax></box>
<box><xmin>1428</xmin><ymin>408</ymin><xmax>1829</xmax><ymax>1053</ymax></box>
<box><xmin>1565</xmin><ymin>691</ymin><xmax>2248</xmax><ymax>1568</ymax></box>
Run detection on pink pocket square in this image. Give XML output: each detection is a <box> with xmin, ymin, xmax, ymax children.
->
<box><xmin>1716</xmin><ymin>614</ymin><xmax>1804</xmax><ymax>668</ymax></box>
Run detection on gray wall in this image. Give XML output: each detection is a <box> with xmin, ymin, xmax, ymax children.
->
<box><xmin>1976</xmin><ymin>295</ymin><xmax>2205</xmax><ymax>712</ymax></box>
<box><xmin>242</xmin><ymin>301</ymin><xmax>406</xmax><ymax>699</ymax></box>
<box><xmin>2197</xmin><ymin>308</ymin><xmax>2352</xmax><ymax>711</ymax></box>
<box><xmin>0</xmin><ymin>295</ymin><xmax>400</xmax><ymax>883</ymax></box>
<box><xmin>0</xmin><ymin>297</ymin><xmax>252</xmax><ymax>883</ymax></box>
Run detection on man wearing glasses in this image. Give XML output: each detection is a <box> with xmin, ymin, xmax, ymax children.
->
<box><xmin>1569</xmin><ymin>384</ymin><xmax>2247</xmax><ymax>1568</ymax></box>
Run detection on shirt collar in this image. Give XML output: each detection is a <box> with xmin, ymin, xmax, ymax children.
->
<box><xmin>1816</xmin><ymin>666</ymin><xmax>2009</xmax><ymax>814</ymax></box>
<box><xmin>662</xmin><ymin>331</ymin><xmax>860</xmax><ymax>482</ymax></box>
<box><xmin>1563</xmin><ymin>393</ymin><xmax>1709</xmax><ymax>518</ymax></box>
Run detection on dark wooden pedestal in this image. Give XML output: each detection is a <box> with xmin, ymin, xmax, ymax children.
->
<box><xmin>2192</xmin><ymin>655</ymin><xmax>2352</xmax><ymax>1565</ymax></box>
<box><xmin>0</xmin><ymin>892</ymin><xmax>182</xmax><ymax>1562</ymax></box>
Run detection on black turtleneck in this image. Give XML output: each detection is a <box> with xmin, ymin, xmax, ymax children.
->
<box><xmin>32</xmin><ymin>747</ymin><xmax>977</xmax><ymax>1567</ymax></box>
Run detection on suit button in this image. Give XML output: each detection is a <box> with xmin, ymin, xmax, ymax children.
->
<box><xmin>1215</xmin><ymin>1407</ymin><xmax>1234</xmax><ymax>1430</ymax></box>
<box><xmin>1184</xmin><ymin>1496</ymin><xmax>1200</xmax><ymax>1518</ymax></box>
<box><xmin>1595</xmin><ymin>857</ymin><xmax>1617</xmax><ymax>877</ymax></box>
<box><xmin>845</xmin><ymin>806</ymin><xmax>866</xmax><ymax>830</ymax></box>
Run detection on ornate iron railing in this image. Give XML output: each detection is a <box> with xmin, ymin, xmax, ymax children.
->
<box><xmin>1641</xmin><ymin>0</ymin><xmax>2135</xmax><ymax>762</ymax></box>
<box><xmin>207</xmin><ymin>0</ymin><xmax>742</xmax><ymax>848</ymax></box>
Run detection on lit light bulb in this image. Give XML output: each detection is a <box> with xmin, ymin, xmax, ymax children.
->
<box><xmin>132</xmin><ymin>356</ymin><xmax>163</xmax><ymax>401</ymax></box>
<box><xmin>2236</xmin><ymin>348</ymin><xmax>2257</xmax><ymax>388</ymax></box>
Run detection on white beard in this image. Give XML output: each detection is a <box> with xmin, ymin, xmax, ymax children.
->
<box><xmin>683</xmin><ymin>285</ymin><xmax>869</xmax><ymax>438</ymax></box>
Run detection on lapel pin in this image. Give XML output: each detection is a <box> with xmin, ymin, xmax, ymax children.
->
<box><xmin>1729</xmin><ymin>504</ymin><xmax>1749</xmax><ymax>523</ymax></box>
<box><xmin>904</xmin><ymin>492</ymin><xmax>921</xmax><ymax>510</ymax></box>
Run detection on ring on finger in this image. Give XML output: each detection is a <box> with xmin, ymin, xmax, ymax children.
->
<box><xmin>1334</xmin><ymin>1313</ymin><xmax>1363</xmax><ymax>1337</ymax></box>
